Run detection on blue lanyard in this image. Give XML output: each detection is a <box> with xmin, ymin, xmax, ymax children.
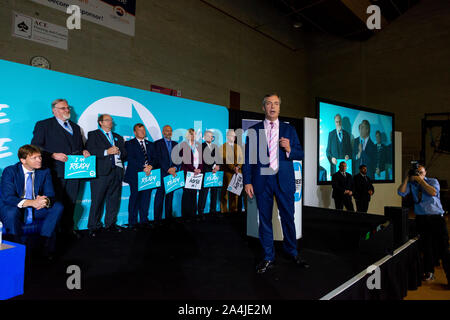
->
<box><xmin>100</xmin><ymin>128</ymin><xmax>114</xmax><ymax>146</ymax></box>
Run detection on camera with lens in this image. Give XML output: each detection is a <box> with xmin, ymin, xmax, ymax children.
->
<box><xmin>408</xmin><ymin>160</ymin><xmax>420</xmax><ymax>177</ymax></box>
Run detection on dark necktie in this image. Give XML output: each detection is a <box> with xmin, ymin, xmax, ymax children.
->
<box><xmin>166</xmin><ymin>140</ymin><xmax>172</xmax><ymax>164</ymax></box>
<box><xmin>25</xmin><ymin>172</ymin><xmax>33</xmax><ymax>224</ymax></box>
<box><xmin>140</xmin><ymin>140</ymin><xmax>149</xmax><ymax>166</ymax></box>
<box><xmin>338</xmin><ymin>131</ymin><xmax>342</xmax><ymax>141</ymax></box>
<box><xmin>64</xmin><ymin>121</ymin><xmax>73</xmax><ymax>135</ymax></box>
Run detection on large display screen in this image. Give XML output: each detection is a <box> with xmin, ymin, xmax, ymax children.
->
<box><xmin>317</xmin><ymin>98</ymin><xmax>394</xmax><ymax>184</ymax></box>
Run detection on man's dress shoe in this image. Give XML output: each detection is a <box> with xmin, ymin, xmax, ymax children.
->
<box><xmin>292</xmin><ymin>255</ymin><xmax>310</xmax><ymax>269</ymax></box>
<box><xmin>256</xmin><ymin>260</ymin><xmax>274</xmax><ymax>274</ymax></box>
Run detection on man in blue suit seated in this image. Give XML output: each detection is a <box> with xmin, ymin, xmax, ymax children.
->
<box><xmin>243</xmin><ymin>93</ymin><xmax>309</xmax><ymax>274</ymax></box>
<box><xmin>0</xmin><ymin>145</ymin><xmax>63</xmax><ymax>257</ymax></box>
<box><xmin>124</xmin><ymin>123</ymin><xmax>157</xmax><ymax>230</ymax></box>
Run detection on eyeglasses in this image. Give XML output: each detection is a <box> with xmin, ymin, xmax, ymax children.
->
<box><xmin>55</xmin><ymin>106</ymin><xmax>72</xmax><ymax>111</ymax></box>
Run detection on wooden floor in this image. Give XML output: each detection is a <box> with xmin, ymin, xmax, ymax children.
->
<box><xmin>404</xmin><ymin>214</ymin><xmax>450</xmax><ymax>300</ymax></box>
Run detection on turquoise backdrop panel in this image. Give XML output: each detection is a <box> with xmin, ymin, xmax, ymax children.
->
<box><xmin>0</xmin><ymin>59</ymin><xmax>229</xmax><ymax>229</ymax></box>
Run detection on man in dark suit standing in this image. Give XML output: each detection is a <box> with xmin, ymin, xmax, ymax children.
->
<box><xmin>374</xmin><ymin>130</ymin><xmax>386</xmax><ymax>180</ymax></box>
<box><xmin>86</xmin><ymin>114</ymin><xmax>127</xmax><ymax>236</ymax></box>
<box><xmin>353</xmin><ymin>120</ymin><xmax>376</xmax><ymax>179</ymax></box>
<box><xmin>198</xmin><ymin>130</ymin><xmax>220</xmax><ymax>220</ymax></box>
<box><xmin>153</xmin><ymin>125</ymin><xmax>179</xmax><ymax>224</ymax></box>
<box><xmin>326</xmin><ymin>114</ymin><xmax>352</xmax><ymax>176</ymax></box>
<box><xmin>124</xmin><ymin>123</ymin><xmax>157</xmax><ymax>230</ymax></box>
<box><xmin>331</xmin><ymin>161</ymin><xmax>355</xmax><ymax>211</ymax></box>
<box><xmin>353</xmin><ymin>164</ymin><xmax>374</xmax><ymax>213</ymax></box>
<box><xmin>243</xmin><ymin>93</ymin><xmax>308</xmax><ymax>274</ymax></box>
<box><xmin>0</xmin><ymin>145</ymin><xmax>63</xmax><ymax>256</ymax></box>
<box><xmin>385</xmin><ymin>131</ymin><xmax>393</xmax><ymax>180</ymax></box>
<box><xmin>31</xmin><ymin>98</ymin><xmax>90</xmax><ymax>237</ymax></box>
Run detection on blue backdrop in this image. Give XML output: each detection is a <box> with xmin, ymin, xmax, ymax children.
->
<box><xmin>0</xmin><ymin>59</ymin><xmax>229</xmax><ymax>229</ymax></box>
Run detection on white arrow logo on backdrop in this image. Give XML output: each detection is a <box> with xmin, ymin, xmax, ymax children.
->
<box><xmin>78</xmin><ymin>96</ymin><xmax>162</xmax><ymax>141</ymax></box>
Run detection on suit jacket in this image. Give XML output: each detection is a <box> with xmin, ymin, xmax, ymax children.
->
<box><xmin>353</xmin><ymin>137</ymin><xmax>376</xmax><ymax>178</ymax></box>
<box><xmin>86</xmin><ymin>129</ymin><xmax>127</xmax><ymax>176</ymax></box>
<box><xmin>353</xmin><ymin>173</ymin><xmax>374</xmax><ymax>202</ymax></box>
<box><xmin>31</xmin><ymin>117</ymin><xmax>85</xmax><ymax>178</ymax></box>
<box><xmin>331</xmin><ymin>171</ymin><xmax>353</xmax><ymax>200</ymax></box>
<box><xmin>385</xmin><ymin>143</ymin><xmax>393</xmax><ymax>165</ymax></box>
<box><xmin>202</xmin><ymin>142</ymin><xmax>219</xmax><ymax>173</ymax></box>
<box><xmin>326</xmin><ymin>129</ymin><xmax>352</xmax><ymax>163</ymax></box>
<box><xmin>243</xmin><ymin>121</ymin><xmax>303</xmax><ymax>196</ymax></box>
<box><xmin>124</xmin><ymin>138</ymin><xmax>157</xmax><ymax>185</ymax></box>
<box><xmin>220</xmin><ymin>143</ymin><xmax>244</xmax><ymax>178</ymax></box>
<box><xmin>179</xmin><ymin>141</ymin><xmax>203</xmax><ymax>173</ymax></box>
<box><xmin>0</xmin><ymin>162</ymin><xmax>55</xmax><ymax>207</ymax></box>
<box><xmin>154</xmin><ymin>138</ymin><xmax>178</xmax><ymax>177</ymax></box>
<box><xmin>375</xmin><ymin>143</ymin><xmax>387</xmax><ymax>172</ymax></box>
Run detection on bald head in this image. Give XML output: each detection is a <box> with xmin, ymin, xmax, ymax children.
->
<box><xmin>162</xmin><ymin>125</ymin><xmax>172</xmax><ymax>140</ymax></box>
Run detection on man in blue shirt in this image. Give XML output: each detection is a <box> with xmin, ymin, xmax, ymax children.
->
<box><xmin>398</xmin><ymin>165</ymin><xmax>449</xmax><ymax>285</ymax></box>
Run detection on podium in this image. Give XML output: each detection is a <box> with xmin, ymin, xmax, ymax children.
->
<box><xmin>246</xmin><ymin>161</ymin><xmax>302</xmax><ymax>240</ymax></box>
<box><xmin>0</xmin><ymin>241</ymin><xmax>26</xmax><ymax>300</ymax></box>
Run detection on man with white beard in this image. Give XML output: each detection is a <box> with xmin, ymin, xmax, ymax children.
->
<box><xmin>31</xmin><ymin>98</ymin><xmax>90</xmax><ymax>239</ymax></box>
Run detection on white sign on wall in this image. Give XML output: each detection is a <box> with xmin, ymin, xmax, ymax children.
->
<box><xmin>12</xmin><ymin>12</ymin><xmax>68</xmax><ymax>50</ymax></box>
<box><xmin>31</xmin><ymin>0</ymin><xmax>136</xmax><ymax>36</ymax></box>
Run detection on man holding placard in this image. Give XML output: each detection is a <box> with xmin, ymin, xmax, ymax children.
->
<box><xmin>86</xmin><ymin>114</ymin><xmax>127</xmax><ymax>237</ymax></box>
<box><xmin>220</xmin><ymin>129</ymin><xmax>243</xmax><ymax>215</ymax></box>
<box><xmin>198</xmin><ymin>130</ymin><xmax>221</xmax><ymax>220</ymax></box>
<box><xmin>154</xmin><ymin>125</ymin><xmax>179</xmax><ymax>224</ymax></box>
<box><xmin>179</xmin><ymin>129</ymin><xmax>203</xmax><ymax>222</ymax></box>
<box><xmin>31</xmin><ymin>98</ymin><xmax>90</xmax><ymax>239</ymax></box>
<box><xmin>124</xmin><ymin>123</ymin><xmax>157</xmax><ymax>231</ymax></box>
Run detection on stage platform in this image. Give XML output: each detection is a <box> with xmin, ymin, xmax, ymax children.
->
<box><xmin>11</xmin><ymin>207</ymin><xmax>421</xmax><ymax>300</ymax></box>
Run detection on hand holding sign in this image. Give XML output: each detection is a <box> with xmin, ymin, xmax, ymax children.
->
<box><xmin>64</xmin><ymin>155</ymin><xmax>96</xmax><ymax>179</ymax></box>
<box><xmin>167</xmin><ymin>167</ymin><xmax>177</xmax><ymax>177</ymax></box>
<box><xmin>227</xmin><ymin>173</ymin><xmax>243</xmax><ymax>196</ymax></box>
<box><xmin>185</xmin><ymin>171</ymin><xmax>203</xmax><ymax>190</ymax></box>
<box><xmin>138</xmin><ymin>169</ymin><xmax>161</xmax><ymax>191</ymax></box>
<box><xmin>204</xmin><ymin>171</ymin><xmax>223</xmax><ymax>188</ymax></box>
<box><xmin>164</xmin><ymin>171</ymin><xmax>185</xmax><ymax>193</ymax></box>
<box><xmin>143</xmin><ymin>165</ymin><xmax>152</xmax><ymax>176</ymax></box>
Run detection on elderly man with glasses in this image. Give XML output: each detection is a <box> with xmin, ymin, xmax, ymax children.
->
<box><xmin>31</xmin><ymin>98</ymin><xmax>90</xmax><ymax>240</ymax></box>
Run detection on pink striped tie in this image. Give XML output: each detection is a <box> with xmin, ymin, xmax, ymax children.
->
<box><xmin>269</xmin><ymin>122</ymin><xmax>278</xmax><ymax>171</ymax></box>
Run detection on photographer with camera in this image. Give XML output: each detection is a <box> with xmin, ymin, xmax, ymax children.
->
<box><xmin>398</xmin><ymin>163</ymin><xmax>449</xmax><ymax>286</ymax></box>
